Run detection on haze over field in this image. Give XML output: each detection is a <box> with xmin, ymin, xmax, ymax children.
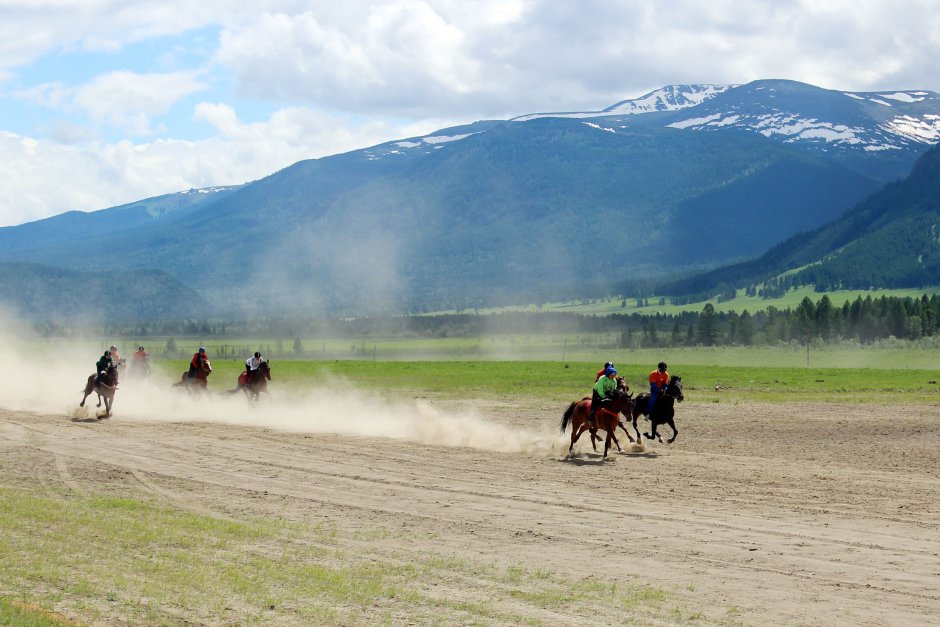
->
<box><xmin>0</xmin><ymin>311</ymin><xmax>557</xmax><ymax>454</ymax></box>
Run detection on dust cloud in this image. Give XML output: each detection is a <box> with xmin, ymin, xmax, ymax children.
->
<box><xmin>0</xmin><ymin>315</ymin><xmax>560</xmax><ymax>455</ymax></box>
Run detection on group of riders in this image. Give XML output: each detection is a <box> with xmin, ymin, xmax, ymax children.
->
<box><xmin>587</xmin><ymin>360</ymin><xmax>671</xmax><ymax>426</ymax></box>
<box><xmin>92</xmin><ymin>345</ymin><xmax>267</xmax><ymax>389</ymax></box>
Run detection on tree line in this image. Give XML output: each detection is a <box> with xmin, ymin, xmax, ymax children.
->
<box><xmin>32</xmin><ymin>293</ymin><xmax>940</xmax><ymax>348</ymax></box>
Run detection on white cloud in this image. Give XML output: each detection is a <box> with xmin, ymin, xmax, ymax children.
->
<box><xmin>0</xmin><ymin>105</ymin><xmax>461</xmax><ymax>226</ymax></box>
<box><xmin>17</xmin><ymin>71</ymin><xmax>207</xmax><ymax>135</ymax></box>
<box><xmin>1</xmin><ymin>0</ymin><xmax>940</xmax><ymax>226</ymax></box>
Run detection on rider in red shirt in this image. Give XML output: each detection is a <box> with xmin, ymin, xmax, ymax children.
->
<box><xmin>646</xmin><ymin>361</ymin><xmax>669</xmax><ymax>416</ymax></box>
<box><xmin>188</xmin><ymin>346</ymin><xmax>208</xmax><ymax>378</ymax></box>
<box><xmin>595</xmin><ymin>361</ymin><xmax>614</xmax><ymax>382</ymax></box>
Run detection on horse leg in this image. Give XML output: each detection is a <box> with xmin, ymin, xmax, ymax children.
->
<box><xmin>632</xmin><ymin>416</ymin><xmax>642</xmax><ymax>443</ymax></box>
<box><xmin>617</xmin><ymin>420</ymin><xmax>635</xmax><ymax>444</ymax></box>
<box><xmin>569</xmin><ymin>424</ymin><xmax>584</xmax><ymax>454</ymax></box>
<box><xmin>666</xmin><ymin>418</ymin><xmax>678</xmax><ymax>443</ymax></box>
<box><xmin>603</xmin><ymin>431</ymin><xmax>612</xmax><ymax>458</ymax></box>
<box><xmin>610</xmin><ymin>429</ymin><xmax>623</xmax><ymax>453</ymax></box>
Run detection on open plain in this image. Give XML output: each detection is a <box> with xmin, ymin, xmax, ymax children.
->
<box><xmin>1</xmin><ymin>389</ymin><xmax>939</xmax><ymax>625</ymax></box>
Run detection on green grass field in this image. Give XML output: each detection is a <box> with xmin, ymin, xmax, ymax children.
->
<box><xmin>152</xmin><ymin>358</ymin><xmax>940</xmax><ymax>405</ymax></box>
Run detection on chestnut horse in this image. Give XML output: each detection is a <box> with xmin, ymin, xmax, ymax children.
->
<box><xmin>626</xmin><ymin>375</ymin><xmax>684</xmax><ymax>443</ymax></box>
<box><xmin>172</xmin><ymin>359</ymin><xmax>212</xmax><ymax>396</ymax></box>
<box><xmin>80</xmin><ymin>362</ymin><xmax>118</xmax><ymax>417</ymax></box>
<box><xmin>560</xmin><ymin>377</ymin><xmax>635</xmax><ymax>458</ymax></box>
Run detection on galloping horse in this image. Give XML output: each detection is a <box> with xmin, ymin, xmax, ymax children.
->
<box><xmin>628</xmin><ymin>375</ymin><xmax>684</xmax><ymax>443</ymax></box>
<box><xmin>80</xmin><ymin>362</ymin><xmax>119</xmax><ymax>417</ymax></box>
<box><xmin>560</xmin><ymin>377</ymin><xmax>636</xmax><ymax>458</ymax></box>
<box><xmin>240</xmin><ymin>360</ymin><xmax>272</xmax><ymax>404</ymax></box>
<box><xmin>172</xmin><ymin>359</ymin><xmax>212</xmax><ymax>396</ymax></box>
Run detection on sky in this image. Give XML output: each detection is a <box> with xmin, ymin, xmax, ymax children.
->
<box><xmin>1</xmin><ymin>0</ymin><xmax>939</xmax><ymax>227</ymax></box>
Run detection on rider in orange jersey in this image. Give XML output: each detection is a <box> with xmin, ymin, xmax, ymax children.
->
<box><xmin>646</xmin><ymin>361</ymin><xmax>669</xmax><ymax>416</ymax></box>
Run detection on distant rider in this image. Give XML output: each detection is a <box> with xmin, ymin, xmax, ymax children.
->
<box><xmin>588</xmin><ymin>365</ymin><xmax>618</xmax><ymax>426</ymax></box>
<box><xmin>188</xmin><ymin>346</ymin><xmax>208</xmax><ymax>378</ymax></box>
<box><xmin>132</xmin><ymin>346</ymin><xmax>151</xmax><ymax>376</ymax></box>
<box><xmin>244</xmin><ymin>351</ymin><xmax>264</xmax><ymax>386</ymax></box>
<box><xmin>109</xmin><ymin>345</ymin><xmax>125</xmax><ymax>377</ymax></box>
<box><xmin>646</xmin><ymin>361</ymin><xmax>669</xmax><ymax>418</ymax></box>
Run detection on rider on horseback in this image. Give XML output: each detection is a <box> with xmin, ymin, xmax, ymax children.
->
<box><xmin>188</xmin><ymin>346</ymin><xmax>208</xmax><ymax>378</ymax></box>
<box><xmin>96</xmin><ymin>350</ymin><xmax>113</xmax><ymax>378</ymax></box>
<box><xmin>588</xmin><ymin>365</ymin><xmax>618</xmax><ymax>426</ymax></box>
<box><xmin>243</xmin><ymin>351</ymin><xmax>264</xmax><ymax>386</ymax></box>
<box><xmin>646</xmin><ymin>361</ymin><xmax>669</xmax><ymax>418</ymax></box>
<box><xmin>131</xmin><ymin>346</ymin><xmax>151</xmax><ymax>376</ymax></box>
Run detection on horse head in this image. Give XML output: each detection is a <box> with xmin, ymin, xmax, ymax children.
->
<box><xmin>260</xmin><ymin>360</ymin><xmax>272</xmax><ymax>380</ymax></box>
<box><xmin>668</xmin><ymin>375</ymin><xmax>684</xmax><ymax>402</ymax></box>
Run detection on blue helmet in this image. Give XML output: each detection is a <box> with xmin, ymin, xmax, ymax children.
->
<box><xmin>605</xmin><ymin>366</ymin><xmax>617</xmax><ymax>376</ymax></box>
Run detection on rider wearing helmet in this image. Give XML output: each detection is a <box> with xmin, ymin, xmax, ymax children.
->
<box><xmin>588</xmin><ymin>365</ymin><xmax>618</xmax><ymax>426</ymax></box>
<box><xmin>188</xmin><ymin>346</ymin><xmax>208</xmax><ymax>378</ymax></box>
<box><xmin>646</xmin><ymin>361</ymin><xmax>670</xmax><ymax>417</ymax></box>
<box><xmin>595</xmin><ymin>361</ymin><xmax>615</xmax><ymax>383</ymax></box>
<box><xmin>96</xmin><ymin>350</ymin><xmax>113</xmax><ymax>375</ymax></box>
<box><xmin>244</xmin><ymin>351</ymin><xmax>264</xmax><ymax>385</ymax></box>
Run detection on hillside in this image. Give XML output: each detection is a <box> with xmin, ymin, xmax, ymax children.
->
<box><xmin>0</xmin><ymin>262</ymin><xmax>206</xmax><ymax>323</ymax></box>
<box><xmin>659</xmin><ymin>141</ymin><xmax>940</xmax><ymax>295</ymax></box>
<box><xmin>2</xmin><ymin>79</ymin><xmax>940</xmax><ymax>317</ymax></box>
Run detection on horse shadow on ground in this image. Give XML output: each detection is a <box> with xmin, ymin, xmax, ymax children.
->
<box><xmin>559</xmin><ymin>450</ymin><xmax>660</xmax><ymax>465</ymax></box>
<box><xmin>70</xmin><ymin>416</ymin><xmax>102</xmax><ymax>423</ymax></box>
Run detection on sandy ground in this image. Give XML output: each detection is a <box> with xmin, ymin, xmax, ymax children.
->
<box><xmin>1</xmin><ymin>396</ymin><xmax>939</xmax><ymax>625</ymax></box>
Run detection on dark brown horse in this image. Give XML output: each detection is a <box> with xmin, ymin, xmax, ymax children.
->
<box><xmin>80</xmin><ymin>362</ymin><xmax>118</xmax><ymax>418</ymax></box>
<box><xmin>172</xmin><ymin>359</ymin><xmax>212</xmax><ymax>396</ymax></box>
<box><xmin>241</xmin><ymin>360</ymin><xmax>271</xmax><ymax>404</ymax></box>
<box><xmin>560</xmin><ymin>377</ymin><xmax>636</xmax><ymax>458</ymax></box>
<box><xmin>627</xmin><ymin>375</ymin><xmax>684</xmax><ymax>443</ymax></box>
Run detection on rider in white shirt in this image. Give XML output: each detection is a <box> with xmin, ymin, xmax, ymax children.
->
<box><xmin>244</xmin><ymin>352</ymin><xmax>264</xmax><ymax>385</ymax></box>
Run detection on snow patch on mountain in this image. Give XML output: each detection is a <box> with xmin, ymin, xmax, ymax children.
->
<box><xmin>512</xmin><ymin>84</ymin><xmax>733</xmax><ymax>121</ymax></box>
<box><xmin>883</xmin><ymin>114</ymin><xmax>940</xmax><ymax>142</ymax></box>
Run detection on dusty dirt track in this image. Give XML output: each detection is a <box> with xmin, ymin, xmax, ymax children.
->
<box><xmin>2</xmin><ymin>398</ymin><xmax>939</xmax><ymax>625</ymax></box>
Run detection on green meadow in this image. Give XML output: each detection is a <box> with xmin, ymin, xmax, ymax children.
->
<box><xmin>152</xmin><ymin>356</ymin><xmax>940</xmax><ymax>405</ymax></box>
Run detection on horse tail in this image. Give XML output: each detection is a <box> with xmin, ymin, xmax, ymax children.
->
<box><xmin>560</xmin><ymin>402</ymin><xmax>576</xmax><ymax>433</ymax></box>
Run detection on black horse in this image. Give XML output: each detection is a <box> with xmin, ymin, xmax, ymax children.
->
<box><xmin>627</xmin><ymin>375</ymin><xmax>684</xmax><ymax>443</ymax></box>
<box><xmin>80</xmin><ymin>362</ymin><xmax>119</xmax><ymax>417</ymax></box>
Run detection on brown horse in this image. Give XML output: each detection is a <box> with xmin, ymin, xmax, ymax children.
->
<box><xmin>241</xmin><ymin>360</ymin><xmax>272</xmax><ymax>404</ymax></box>
<box><xmin>80</xmin><ymin>362</ymin><xmax>118</xmax><ymax>417</ymax></box>
<box><xmin>172</xmin><ymin>358</ymin><xmax>212</xmax><ymax>396</ymax></box>
<box><xmin>560</xmin><ymin>377</ymin><xmax>635</xmax><ymax>458</ymax></box>
<box><xmin>626</xmin><ymin>375</ymin><xmax>684</xmax><ymax>443</ymax></box>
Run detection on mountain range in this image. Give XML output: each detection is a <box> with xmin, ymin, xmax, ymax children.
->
<box><xmin>2</xmin><ymin>79</ymin><xmax>939</xmax><ymax>321</ymax></box>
